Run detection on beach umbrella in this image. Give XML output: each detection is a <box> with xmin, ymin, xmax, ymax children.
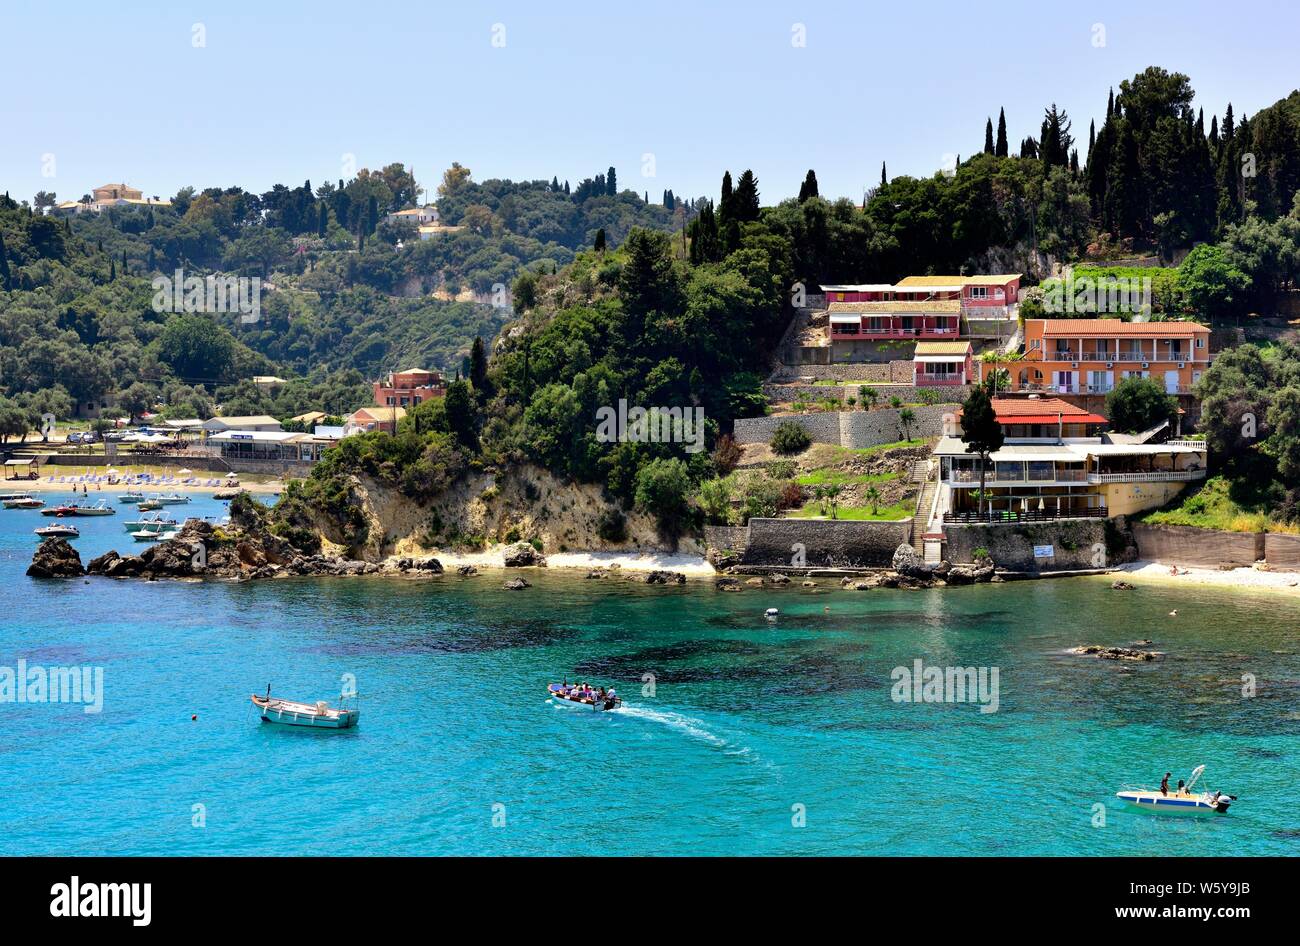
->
<box><xmin>178</xmin><ymin>468</ymin><xmax>192</xmax><ymax>474</ymax></box>
<box><xmin>106</xmin><ymin>468</ymin><xmax>120</xmax><ymax>474</ymax></box>
<box><xmin>226</xmin><ymin>472</ymin><xmax>238</xmax><ymax>478</ymax></box>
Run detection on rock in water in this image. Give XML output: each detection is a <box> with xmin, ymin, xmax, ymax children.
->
<box><xmin>891</xmin><ymin>544</ymin><xmax>931</xmax><ymax>579</ymax></box>
<box><xmin>503</xmin><ymin>577</ymin><xmax>531</xmax><ymax>590</ymax></box>
<box><xmin>502</xmin><ymin>542</ymin><xmax>547</xmax><ymax>567</ymax></box>
<box><xmin>1111</xmin><ymin>579</ymin><xmax>1135</xmax><ymax>590</ymax></box>
<box><xmin>456</xmin><ymin>564</ymin><xmax>479</xmax><ymax>576</ymax></box>
<box><xmin>27</xmin><ymin>538</ymin><xmax>85</xmax><ymax>578</ymax></box>
<box><xmin>641</xmin><ymin>570</ymin><xmax>686</xmax><ymax>585</ymax></box>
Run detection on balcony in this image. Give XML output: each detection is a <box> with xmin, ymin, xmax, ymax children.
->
<box><xmin>832</xmin><ymin>327</ymin><xmax>959</xmax><ymax>340</ymax></box>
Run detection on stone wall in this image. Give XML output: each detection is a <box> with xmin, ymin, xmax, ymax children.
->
<box><xmin>741</xmin><ymin>517</ymin><xmax>914</xmax><ymax>567</ymax></box>
<box><xmin>703</xmin><ymin>525</ymin><xmax>751</xmax><ymax>555</ymax></box>
<box><xmin>769</xmin><ymin>363</ymin><xmax>894</xmax><ymax>383</ymax></box>
<box><xmin>733</xmin><ymin>404</ymin><xmax>959</xmax><ymax>448</ymax></box>
<box><xmin>1264</xmin><ymin>532</ymin><xmax>1300</xmax><ymax>570</ymax></box>
<box><xmin>1131</xmin><ymin>523</ymin><xmax>1264</xmax><ymax>567</ymax></box>
<box><xmin>944</xmin><ymin>519</ymin><xmax>1107</xmax><ymax>570</ymax></box>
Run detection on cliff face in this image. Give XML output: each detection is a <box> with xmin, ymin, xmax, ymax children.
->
<box><xmin>291</xmin><ymin>465</ymin><xmax>700</xmax><ymax>563</ymax></box>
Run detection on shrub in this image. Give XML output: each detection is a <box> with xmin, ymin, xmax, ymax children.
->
<box><xmin>597</xmin><ymin>506</ymin><xmax>628</xmax><ymax>542</ymax></box>
<box><xmin>779</xmin><ymin>481</ymin><xmax>804</xmax><ymax>510</ymax></box>
<box><xmin>767</xmin><ymin>459</ymin><xmax>796</xmax><ymax>480</ymax></box>
<box><xmin>770</xmin><ymin>420</ymin><xmax>811</xmax><ymax>455</ymax></box>
<box><xmin>972</xmin><ymin>546</ymin><xmax>990</xmax><ymax>561</ymax></box>
<box><xmin>711</xmin><ymin>434</ymin><xmax>742</xmax><ymax>475</ymax></box>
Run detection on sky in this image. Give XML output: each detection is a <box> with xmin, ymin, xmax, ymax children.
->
<box><xmin>3</xmin><ymin>0</ymin><xmax>1299</xmax><ymax>208</ymax></box>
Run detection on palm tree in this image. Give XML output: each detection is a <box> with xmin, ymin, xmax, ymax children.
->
<box><xmin>899</xmin><ymin>407</ymin><xmax>916</xmax><ymax>441</ymax></box>
<box><xmin>859</xmin><ymin>385</ymin><xmax>878</xmax><ymax>410</ymax></box>
<box><xmin>865</xmin><ymin>485</ymin><xmax>881</xmax><ymax>515</ymax></box>
<box><xmin>826</xmin><ymin>484</ymin><xmax>842</xmax><ymax>519</ymax></box>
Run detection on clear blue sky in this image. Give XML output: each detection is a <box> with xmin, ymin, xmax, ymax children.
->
<box><xmin>4</xmin><ymin>0</ymin><xmax>1298</xmax><ymax>207</ymax></box>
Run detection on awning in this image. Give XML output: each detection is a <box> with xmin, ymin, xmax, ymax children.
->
<box><xmin>829</xmin><ymin>314</ymin><xmax>862</xmax><ymax>324</ymax></box>
<box><xmin>4</xmin><ymin>458</ymin><xmax>36</xmax><ymax>466</ymax></box>
<box><xmin>997</xmin><ymin>413</ymin><xmax>1106</xmax><ymax>425</ymax></box>
<box><xmin>914</xmin><ymin>355</ymin><xmax>966</xmax><ymax>363</ymax></box>
<box><xmin>990</xmin><ymin>447</ymin><xmax>1082</xmax><ymax>463</ymax></box>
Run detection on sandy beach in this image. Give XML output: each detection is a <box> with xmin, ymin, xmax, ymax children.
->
<box><xmin>422</xmin><ymin>547</ymin><xmax>716</xmax><ymax>576</ymax></box>
<box><xmin>1104</xmin><ymin>560</ymin><xmax>1300</xmax><ymax>597</ymax></box>
<box><xmin>8</xmin><ymin>466</ymin><xmax>285</xmax><ymax>495</ymax></box>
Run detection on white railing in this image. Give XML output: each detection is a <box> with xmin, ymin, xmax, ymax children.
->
<box><xmin>1165</xmin><ymin>440</ymin><xmax>1208</xmax><ymax>449</ymax></box>
<box><xmin>1087</xmin><ymin>470</ymin><xmax>1206</xmax><ymax>484</ymax></box>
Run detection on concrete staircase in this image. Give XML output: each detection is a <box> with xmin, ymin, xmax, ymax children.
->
<box><xmin>911</xmin><ymin>468</ymin><xmax>939</xmax><ymax>555</ymax></box>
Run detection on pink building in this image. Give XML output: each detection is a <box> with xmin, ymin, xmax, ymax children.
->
<box><xmin>373</xmin><ymin>368</ymin><xmax>446</xmax><ymax>408</ymax></box>
<box><xmin>912</xmin><ymin>341</ymin><xmax>974</xmax><ymax>386</ymax></box>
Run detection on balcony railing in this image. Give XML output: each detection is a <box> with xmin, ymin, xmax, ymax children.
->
<box><xmin>945</xmin><ymin>506</ymin><xmax>1107</xmax><ymax>524</ymax></box>
<box><xmin>1087</xmin><ymin>469</ymin><xmax>1206</xmax><ymax>484</ymax></box>
<box><xmin>832</xmin><ymin>327</ymin><xmax>959</xmax><ymax>339</ymax></box>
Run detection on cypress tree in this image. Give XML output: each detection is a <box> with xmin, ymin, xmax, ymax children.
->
<box><xmin>881</xmin><ymin>162</ymin><xmax>887</xmax><ymax>186</ymax></box>
<box><xmin>606</xmin><ymin>166</ymin><xmax>617</xmax><ymax>195</ymax></box>
<box><xmin>1088</xmin><ymin>120</ymin><xmax>1096</xmax><ymax>160</ymax></box>
<box><xmin>983</xmin><ymin>118</ymin><xmax>994</xmax><ymax>154</ymax></box>
<box><xmin>318</xmin><ymin>201</ymin><xmax>328</xmax><ymax>236</ymax></box>
<box><xmin>995</xmin><ymin>108</ymin><xmax>1008</xmax><ymax>157</ymax></box>
<box><xmin>594</xmin><ymin>228</ymin><xmax>606</xmax><ymax>253</ymax></box>
<box><xmin>798</xmin><ymin>169</ymin><xmax>819</xmax><ymax>201</ymax></box>
<box><xmin>719</xmin><ymin>171</ymin><xmax>734</xmax><ymax>223</ymax></box>
<box><xmin>734</xmin><ymin>170</ymin><xmax>760</xmax><ymax>222</ymax></box>
<box><xmin>0</xmin><ymin>232</ymin><xmax>10</xmax><ymax>290</ymax></box>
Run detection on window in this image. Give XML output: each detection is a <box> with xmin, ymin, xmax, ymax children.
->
<box><xmin>968</xmin><ymin>286</ymin><xmax>988</xmax><ymax>299</ymax></box>
<box><xmin>1195</xmin><ymin>337</ymin><xmax>1205</xmax><ymax>348</ymax></box>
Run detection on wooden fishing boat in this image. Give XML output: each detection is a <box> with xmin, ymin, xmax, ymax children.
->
<box><xmin>251</xmin><ymin>691</ymin><xmax>359</xmax><ymax>729</ymax></box>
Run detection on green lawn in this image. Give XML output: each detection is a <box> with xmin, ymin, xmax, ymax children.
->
<box><xmin>794</xmin><ymin>469</ymin><xmax>897</xmax><ymax>487</ymax></box>
<box><xmin>787</xmin><ymin>499</ymin><xmax>913</xmax><ymax>521</ymax></box>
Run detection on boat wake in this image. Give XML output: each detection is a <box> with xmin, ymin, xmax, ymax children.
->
<box><xmin>614</xmin><ymin>703</ymin><xmax>774</xmax><ymax>771</ymax></box>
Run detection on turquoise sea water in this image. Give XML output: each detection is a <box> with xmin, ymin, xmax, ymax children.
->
<box><xmin>2</xmin><ymin>491</ymin><xmax>1299</xmax><ymax>855</ymax></box>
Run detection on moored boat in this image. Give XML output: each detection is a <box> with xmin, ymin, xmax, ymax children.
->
<box><xmin>1116</xmin><ymin>765</ymin><xmax>1236</xmax><ymax>814</ymax></box>
<box><xmin>67</xmin><ymin>501</ymin><xmax>115</xmax><ymax>516</ymax></box>
<box><xmin>251</xmin><ymin>689</ymin><xmax>359</xmax><ymax>729</ymax></box>
<box><xmin>123</xmin><ymin>514</ymin><xmax>178</xmax><ymax>533</ymax></box>
<box><xmin>547</xmin><ymin>682</ymin><xmax>622</xmax><ymax>712</ymax></box>
<box><xmin>137</xmin><ymin>499</ymin><xmax>163</xmax><ymax>511</ymax></box>
<box><xmin>41</xmin><ymin>505</ymin><xmax>79</xmax><ymax>517</ymax></box>
<box><xmin>157</xmin><ymin>493</ymin><xmax>191</xmax><ymax>505</ymax></box>
<box><xmin>2</xmin><ymin>494</ymin><xmax>44</xmax><ymax>509</ymax></box>
<box><xmin>118</xmin><ymin>492</ymin><xmax>146</xmax><ymax>504</ymax></box>
<box><xmin>35</xmin><ymin>524</ymin><xmax>79</xmax><ymax>539</ymax></box>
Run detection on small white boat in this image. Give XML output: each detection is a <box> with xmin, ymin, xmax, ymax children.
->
<box><xmin>1116</xmin><ymin>765</ymin><xmax>1236</xmax><ymax>814</ymax></box>
<box><xmin>547</xmin><ymin>682</ymin><xmax>622</xmax><ymax>712</ymax></box>
<box><xmin>137</xmin><ymin>499</ymin><xmax>163</xmax><ymax>511</ymax></box>
<box><xmin>2</xmin><ymin>494</ymin><xmax>44</xmax><ymax>509</ymax></box>
<box><xmin>157</xmin><ymin>493</ymin><xmax>191</xmax><ymax>505</ymax></box>
<box><xmin>118</xmin><ymin>492</ymin><xmax>146</xmax><ymax>503</ymax></box>
<box><xmin>132</xmin><ymin>530</ymin><xmax>164</xmax><ymax>542</ymax></box>
<box><xmin>123</xmin><ymin>514</ymin><xmax>177</xmax><ymax>533</ymax></box>
<box><xmin>251</xmin><ymin>690</ymin><xmax>359</xmax><ymax>729</ymax></box>
<box><xmin>68</xmin><ymin>501</ymin><xmax>115</xmax><ymax>516</ymax></box>
<box><xmin>36</xmin><ymin>524</ymin><xmax>79</xmax><ymax>539</ymax></box>
<box><xmin>765</xmin><ymin>607</ymin><xmax>779</xmax><ymax>619</ymax></box>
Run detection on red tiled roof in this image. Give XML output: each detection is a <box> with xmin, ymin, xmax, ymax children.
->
<box><xmin>1038</xmin><ymin>319</ymin><xmax>1208</xmax><ymax>337</ymax></box>
<box><xmin>990</xmin><ymin>397</ymin><xmax>1093</xmax><ymax>417</ymax></box>
<box><xmin>996</xmin><ymin>413</ymin><xmax>1107</xmax><ymax>425</ymax></box>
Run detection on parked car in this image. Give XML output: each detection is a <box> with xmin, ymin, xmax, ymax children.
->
<box><xmin>65</xmin><ymin>432</ymin><xmax>82</xmax><ymax>444</ymax></box>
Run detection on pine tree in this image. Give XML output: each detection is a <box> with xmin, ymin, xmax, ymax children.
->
<box><xmin>733</xmin><ymin>170</ymin><xmax>760</xmax><ymax>222</ymax></box>
<box><xmin>995</xmin><ymin>108</ymin><xmax>1008</xmax><ymax>158</ymax></box>
<box><xmin>983</xmin><ymin>118</ymin><xmax>994</xmax><ymax>154</ymax></box>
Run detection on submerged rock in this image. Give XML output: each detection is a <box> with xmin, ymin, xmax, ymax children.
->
<box><xmin>1111</xmin><ymin>579</ymin><xmax>1136</xmax><ymax>590</ymax></box>
<box><xmin>1070</xmin><ymin>644</ymin><xmax>1161</xmax><ymax>661</ymax></box>
<box><xmin>27</xmin><ymin>538</ymin><xmax>85</xmax><ymax>578</ymax></box>
<box><xmin>715</xmin><ymin>577</ymin><xmax>742</xmax><ymax>591</ymax></box>
<box><xmin>503</xmin><ymin>577</ymin><xmax>531</xmax><ymax>590</ymax></box>
<box><xmin>456</xmin><ymin>564</ymin><xmax>479</xmax><ymax>576</ymax></box>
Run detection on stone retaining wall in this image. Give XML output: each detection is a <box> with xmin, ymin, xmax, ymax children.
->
<box><xmin>944</xmin><ymin>520</ymin><xmax>1107</xmax><ymax>570</ymax></box>
<box><xmin>1263</xmin><ymin>532</ymin><xmax>1300</xmax><ymax>569</ymax></box>
<box><xmin>734</xmin><ymin>404</ymin><xmax>958</xmax><ymax>448</ymax></box>
<box><xmin>703</xmin><ymin>525</ymin><xmax>751</xmax><ymax>555</ymax></box>
<box><xmin>1131</xmin><ymin>523</ymin><xmax>1264</xmax><ymax>568</ymax></box>
<box><xmin>741</xmin><ymin>517</ymin><xmax>913</xmax><ymax>567</ymax></box>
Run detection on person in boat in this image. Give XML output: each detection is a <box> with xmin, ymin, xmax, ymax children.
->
<box><xmin>1160</xmin><ymin>773</ymin><xmax>1171</xmax><ymax>796</ymax></box>
<box><xmin>597</xmin><ymin>687</ymin><xmax>606</xmax><ymax>700</ymax></box>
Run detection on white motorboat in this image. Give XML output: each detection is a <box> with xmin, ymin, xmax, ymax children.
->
<box><xmin>35</xmin><ymin>524</ymin><xmax>79</xmax><ymax>539</ymax></box>
<box><xmin>118</xmin><ymin>492</ymin><xmax>146</xmax><ymax>504</ymax></box>
<box><xmin>67</xmin><ymin>501</ymin><xmax>115</xmax><ymax>516</ymax></box>
<box><xmin>157</xmin><ymin>493</ymin><xmax>191</xmax><ymax>505</ymax></box>
<box><xmin>2</xmin><ymin>494</ymin><xmax>44</xmax><ymax>509</ymax></box>
<box><xmin>123</xmin><ymin>514</ymin><xmax>177</xmax><ymax>533</ymax></box>
<box><xmin>1116</xmin><ymin>765</ymin><xmax>1237</xmax><ymax>814</ymax></box>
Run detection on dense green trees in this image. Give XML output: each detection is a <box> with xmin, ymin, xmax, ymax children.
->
<box><xmin>1104</xmin><ymin>377</ymin><xmax>1178</xmax><ymax>433</ymax></box>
